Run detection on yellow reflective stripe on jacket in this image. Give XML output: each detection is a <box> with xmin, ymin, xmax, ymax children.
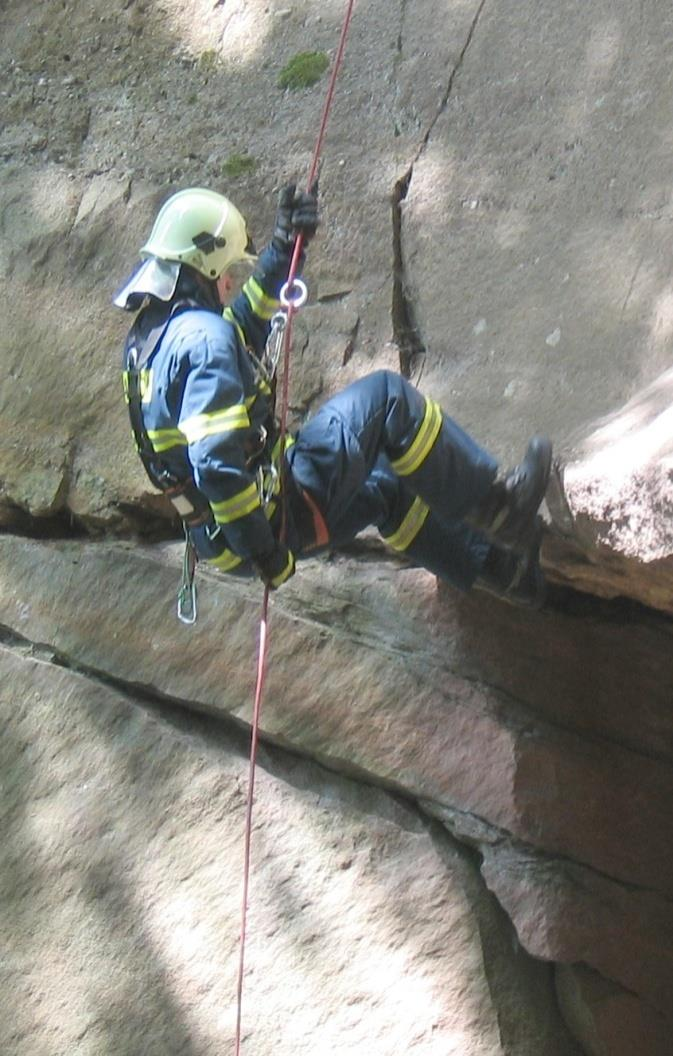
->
<box><xmin>211</xmin><ymin>482</ymin><xmax>260</xmax><ymax>524</ymax></box>
<box><xmin>391</xmin><ymin>398</ymin><xmax>443</xmax><ymax>476</ymax></box>
<box><xmin>179</xmin><ymin>404</ymin><xmax>250</xmax><ymax>444</ymax></box>
<box><xmin>207</xmin><ymin>548</ymin><xmax>243</xmax><ymax>572</ymax></box>
<box><xmin>148</xmin><ymin>427</ymin><xmax>187</xmax><ymax>453</ymax></box>
<box><xmin>243</xmin><ymin>276</ymin><xmax>280</xmax><ymax>321</ymax></box>
<box><xmin>223</xmin><ymin>307</ymin><xmax>247</xmax><ymax>347</ymax></box>
<box><xmin>271</xmin><ymin>550</ymin><xmax>295</xmax><ymax>588</ymax></box>
<box><xmin>382</xmin><ymin>496</ymin><xmax>430</xmax><ymax>552</ymax></box>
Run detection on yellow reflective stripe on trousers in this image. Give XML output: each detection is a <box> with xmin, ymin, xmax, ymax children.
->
<box><xmin>390</xmin><ymin>398</ymin><xmax>443</xmax><ymax>476</ymax></box>
<box><xmin>207</xmin><ymin>547</ymin><xmax>243</xmax><ymax>572</ymax></box>
<box><xmin>382</xmin><ymin>496</ymin><xmax>430</xmax><ymax>552</ymax></box>
<box><xmin>179</xmin><ymin>404</ymin><xmax>250</xmax><ymax>444</ymax></box>
<box><xmin>271</xmin><ymin>550</ymin><xmax>295</xmax><ymax>588</ymax></box>
<box><xmin>211</xmin><ymin>482</ymin><xmax>260</xmax><ymax>524</ymax></box>
<box><xmin>243</xmin><ymin>276</ymin><xmax>280</xmax><ymax>321</ymax></box>
<box><xmin>148</xmin><ymin>427</ymin><xmax>187</xmax><ymax>453</ymax></box>
<box><xmin>223</xmin><ymin>307</ymin><xmax>247</xmax><ymax>347</ymax></box>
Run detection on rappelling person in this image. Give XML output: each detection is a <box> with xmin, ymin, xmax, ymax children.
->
<box><xmin>114</xmin><ymin>184</ymin><xmax>552</xmax><ymax>607</ymax></box>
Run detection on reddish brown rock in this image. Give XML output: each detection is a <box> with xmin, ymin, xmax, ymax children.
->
<box><xmin>0</xmin><ymin>643</ymin><xmax>579</xmax><ymax>1056</ymax></box>
<box><xmin>480</xmin><ymin>846</ymin><xmax>673</xmax><ymax>1022</ymax></box>
<box><xmin>2</xmin><ymin>536</ymin><xmax>671</xmax><ymax>897</ymax></box>
<box><xmin>556</xmin><ymin>964</ymin><xmax>672</xmax><ymax>1056</ymax></box>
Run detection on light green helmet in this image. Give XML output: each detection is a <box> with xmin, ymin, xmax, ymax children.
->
<box><xmin>141</xmin><ymin>187</ymin><xmax>257</xmax><ymax>280</ymax></box>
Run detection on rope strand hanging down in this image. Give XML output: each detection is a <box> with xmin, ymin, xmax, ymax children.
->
<box><xmin>234</xmin><ymin>3</ymin><xmax>358</xmax><ymax>1053</ymax></box>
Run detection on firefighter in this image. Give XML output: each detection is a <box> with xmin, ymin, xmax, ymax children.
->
<box><xmin>115</xmin><ymin>185</ymin><xmax>552</xmax><ymax>606</ymax></box>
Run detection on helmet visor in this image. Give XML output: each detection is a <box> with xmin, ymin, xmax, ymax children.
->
<box><xmin>112</xmin><ymin>257</ymin><xmax>181</xmax><ymax>310</ymax></box>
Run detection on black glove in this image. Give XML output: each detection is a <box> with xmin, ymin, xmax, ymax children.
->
<box><xmin>272</xmin><ymin>182</ymin><xmax>319</xmax><ymax>249</ymax></box>
<box><xmin>253</xmin><ymin>542</ymin><xmax>296</xmax><ymax>590</ymax></box>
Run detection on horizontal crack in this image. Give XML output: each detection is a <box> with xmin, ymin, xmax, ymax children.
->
<box><xmin>0</xmin><ymin>620</ymin><xmax>433</xmax><ymax>826</ymax></box>
<box><xmin>0</xmin><ymin>503</ymin><xmax>89</xmax><ymax>541</ymax></box>
<box><xmin>0</xmin><ymin>499</ymin><xmax>181</xmax><ymax>545</ymax></box>
<box><xmin>2</xmin><ymin>621</ymin><xmax>666</xmax><ymax>907</ymax></box>
<box><xmin>425</xmin><ymin>798</ymin><xmax>673</xmax><ymax>906</ymax></box>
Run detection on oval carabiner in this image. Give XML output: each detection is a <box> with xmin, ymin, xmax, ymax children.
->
<box><xmin>280</xmin><ymin>278</ymin><xmax>308</xmax><ymax>309</ymax></box>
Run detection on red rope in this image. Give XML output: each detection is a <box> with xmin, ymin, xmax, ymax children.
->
<box><xmin>234</xmin><ymin>595</ymin><xmax>268</xmax><ymax>1056</ymax></box>
<box><xmin>234</xmin><ymin>3</ymin><xmax>357</xmax><ymax>1052</ymax></box>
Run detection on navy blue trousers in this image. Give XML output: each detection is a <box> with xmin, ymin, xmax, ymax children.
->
<box><xmin>287</xmin><ymin>370</ymin><xmax>497</xmax><ymax>590</ymax></box>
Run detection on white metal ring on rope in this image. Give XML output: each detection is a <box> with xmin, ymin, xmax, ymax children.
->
<box><xmin>279</xmin><ymin>277</ymin><xmax>308</xmax><ymax>309</ymax></box>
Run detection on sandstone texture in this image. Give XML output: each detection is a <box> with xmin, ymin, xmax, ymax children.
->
<box><xmin>1</xmin><ymin>642</ymin><xmax>579</xmax><ymax>1056</ymax></box>
<box><xmin>2</xmin><ymin>2</ymin><xmax>673</xmax><ymax>1054</ymax></box>
<box><xmin>1</xmin><ymin>537</ymin><xmax>671</xmax><ymax>1053</ymax></box>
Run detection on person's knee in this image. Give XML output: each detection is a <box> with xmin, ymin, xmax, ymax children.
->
<box><xmin>365</xmin><ymin>368</ymin><xmax>406</xmax><ymax>402</ymax></box>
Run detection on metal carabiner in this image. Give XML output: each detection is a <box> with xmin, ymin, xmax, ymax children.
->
<box><xmin>262</xmin><ymin>310</ymin><xmax>287</xmax><ymax>380</ymax></box>
<box><xmin>177</xmin><ymin>529</ymin><xmax>198</xmax><ymax>625</ymax></box>
<box><xmin>256</xmin><ymin>462</ymin><xmax>279</xmax><ymax>508</ymax></box>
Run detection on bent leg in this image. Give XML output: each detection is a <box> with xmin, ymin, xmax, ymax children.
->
<box><xmin>288</xmin><ymin>369</ymin><xmax>497</xmax><ymax>532</ymax></box>
<box><xmin>327</xmin><ymin>457</ymin><xmax>490</xmax><ymax>591</ymax></box>
<box><xmin>384</xmin><ymin>503</ymin><xmax>490</xmax><ymax>591</ymax></box>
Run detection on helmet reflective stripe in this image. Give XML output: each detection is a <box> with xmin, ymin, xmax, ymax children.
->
<box><xmin>141</xmin><ymin>188</ymin><xmax>257</xmax><ymax>280</ymax></box>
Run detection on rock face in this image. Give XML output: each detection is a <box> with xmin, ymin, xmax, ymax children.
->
<box><xmin>1</xmin><ymin>2</ymin><xmax>673</xmax><ymax>1054</ymax></box>
<box><xmin>1</xmin><ymin>642</ymin><xmax>579</xmax><ymax>1056</ymax></box>
<box><xmin>1</xmin><ymin>537</ymin><xmax>671</xmax><ymax>1054</ymax></box>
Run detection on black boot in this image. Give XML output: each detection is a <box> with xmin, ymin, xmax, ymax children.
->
<box><xmin>474</xmin><ymin>531</ymin><xmax>546</xmax><ymax>609</ymax></box>
<box><xmin>468</xmin><ymin>435</ymin><xmax>552</xmax><ymax>551</ymax></box>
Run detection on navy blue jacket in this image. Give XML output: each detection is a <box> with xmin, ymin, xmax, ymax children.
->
<box><xmin>127</xmin><ymin>243</ymin><xmax>294</xmax><ymax>571</ymax></box>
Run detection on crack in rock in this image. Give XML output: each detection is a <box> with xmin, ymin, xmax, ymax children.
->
<box><xmin>416</xmin><ymin>0</ymin><xmax>489</xmax><ymax>165</ymax></box>
<box><xmin>1</xmin><ymin>617</ymin><xmax>650</xmax><ymax>900</ymax></box>
<box><xmin>391</xmin><ymin>166</ymin><xmax>426</xmax><ymax>377</ymax></box>
<box><xmin>391</xmin><ymin>1</ymin><xmax>488</xmax><ymax>376</ymax></box>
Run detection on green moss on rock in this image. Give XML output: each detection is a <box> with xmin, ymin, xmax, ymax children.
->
<box><xmin>278</xmin><ymin>51</ymin><xmax>330</xmax><ymax>90</ymax></box>
<box><xmin>221</xmin><ymin>153</ymin><xmax>258</xmax><ymax>178</ymax></box>
<box><xmin>198</xmin><ymin>49</ymin><xmax>218</xmax><ymax>73</ymax></box>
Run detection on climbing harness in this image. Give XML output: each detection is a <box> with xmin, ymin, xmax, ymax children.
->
<box><xmin>123</xmin><ymin>302</ymin><xmax>217</xmax><ymax>625</ymax></box>
<box><xmin>234</xmin><ymin>2</ymin><xmax>358</xmax><ymax>1053</ymax></box>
